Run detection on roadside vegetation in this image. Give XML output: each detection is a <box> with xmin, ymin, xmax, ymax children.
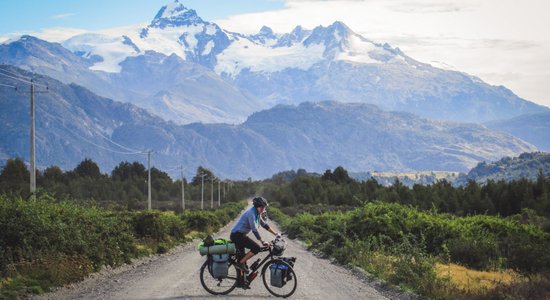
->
<box><xmin>264</xmin><ymin>167</ymin><xmax>550</xmax><ymax>299</ymax></box>
<box><xmin>0</xmin><ymin>158</ymin><xmax>249</xmax><ymax>299</ymax></box>
<box><xmin>2</xmin><ymin>158</ymin><xmax>550</xmax><ymax>299</ymax></box>
<box><xmin>0</xmin><ymin>194</ymin><xmax>246</xmax><ymax>299</ymax></box>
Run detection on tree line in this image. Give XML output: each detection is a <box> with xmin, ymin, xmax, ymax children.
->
<box><xmin>2</xmin><ymin>157</ymin><xmax>550</xmax><ymax>220</ymax></box>
<box><xmin>263</xmin><ymin>166</ymin><xmax>550</xmax><ymax>220</ymax></box>
<box><xmin>0</xmin><ymin>158</ymin><xmax>253</xmax><ymax>210</ymax></box>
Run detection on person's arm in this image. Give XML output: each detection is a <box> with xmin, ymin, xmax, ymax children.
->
<box><xmin>248</xmin><ymin>210</ymin><xmax>262</xmax><ymax>241</ymax></box>
<box><xmin>260</xmin><ymin>214</ymin><xmax>280</xmax><ymax>237</ymax></box>
<box><xmin>266</xmin><ymin>226</ymin><xmax>279</xmax><ymax>237</ymax></box>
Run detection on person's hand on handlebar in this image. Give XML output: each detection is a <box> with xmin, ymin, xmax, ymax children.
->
<box><xmin>261</xmin><ymin>240</ymin><xmax>269</xmax><ymax>247</ymax></box>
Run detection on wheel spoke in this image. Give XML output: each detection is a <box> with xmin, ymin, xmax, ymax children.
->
<box><xmin>262</xmin><ymin>259</ymin><xmax>298</xmax><ymax>297</ymax></box>
<box><xmin>200</xmin><ymin>260</ymin><xmax>238</xmax><ymax>295</ymax></box>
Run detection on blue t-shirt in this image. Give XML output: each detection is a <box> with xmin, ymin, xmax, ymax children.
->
<box><xmin>231</xmin><ymin>206</ymin><xmax>268</xmax><ymax>240</ymax></box>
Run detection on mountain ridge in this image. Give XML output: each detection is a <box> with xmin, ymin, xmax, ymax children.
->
<box><xmin>485</xmin><ymin>112</ymin><xmax>550</xmax><ymax>152</ymax></box>
<box><xmin>1</xmin><ymin>67</ymin><xmax>535</xmax><ymax>179</ymax></box>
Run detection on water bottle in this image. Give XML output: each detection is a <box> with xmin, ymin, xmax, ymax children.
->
<box><xmin>248</xmin><ymin>271</ymin><xmax>258</xmax><ymax>282</ymax></box>
<box><xmin>250</xmin><ymin>259</ymin><xmax>261</xmax><ymax>271</ymax></box>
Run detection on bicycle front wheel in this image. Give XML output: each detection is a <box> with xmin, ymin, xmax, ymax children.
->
<box><xmin>261</xmin><ymin>259</ymin><xmax>297</xmax><ymax>298</ymax></box>
<box><xmin>199</xmin><ymin>259</ymin><xmax>238</xmax><ymax>295</ymax></box>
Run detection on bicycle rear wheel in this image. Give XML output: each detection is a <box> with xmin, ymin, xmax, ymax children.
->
<box><xmin>199</xmin><ymin>259</ymin><xmax>238</xmax><ymax>295</ymax></box>
<box><xmin>261</xmin><ymin>259</ymin><xmax>297</xmax><ymax>298</ymax></box>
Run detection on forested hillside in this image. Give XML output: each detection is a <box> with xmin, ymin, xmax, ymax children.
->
<box><xmin>456</xmin><ymin>152</ymin><xmax>550</xmax><ymax>185</ymax></box>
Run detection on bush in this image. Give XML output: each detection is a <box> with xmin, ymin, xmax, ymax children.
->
<box><xmin>130</xmin><ymin>211</ymin><xmax>186</xmax><ymax>242</ymax></box>
<box><xmin>0</xmin><ymin>194</ymin><xmax>247</xmax><ymax>298</ymax></box>
<box><xmin>273</xmin><ymin>201</ymin><xmax>550</xmax><ymax>298</ymax></box>
<box><xmin>0</xmin><ymin>194</ymin><xmax>137</xmax><ymax>274</ymax></box>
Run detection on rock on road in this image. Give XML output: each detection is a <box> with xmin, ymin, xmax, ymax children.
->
<box><xmin>35</xmin><ymin>206</ymin><xmax>389</xmax><ymax>300</ymax></box>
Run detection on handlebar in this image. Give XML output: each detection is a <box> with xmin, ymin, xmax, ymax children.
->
<box><xmin>259</xmin><ymin>236</ymin><xmax>286</xmax><ymax>252</ymax></box>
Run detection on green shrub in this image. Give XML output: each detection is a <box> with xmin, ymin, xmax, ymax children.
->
<box><xmin>0</xmin><ymin>194</ymin><xmax>137</xmax><ymax>274</ymax></box>
<box><xmin>130</xmin><ymin>211</ymin><xmax>186</xmax><ymax>242</ymax></box>
<box><xmin>0</xmin><ymin>194</ymin><xmax>247</xmax><ymax>297</ymax></box>
<box><xmin>273</xmin><ymin>201</ymin><xmax>550</xmax><ymax>299</ymax></box>
<box><xmin>389</xmin><ymin>235</ymin><xmax>439</xmax><ymax>293</ymax></box>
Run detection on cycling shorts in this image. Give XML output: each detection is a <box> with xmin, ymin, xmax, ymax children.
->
<box><xmin>230</xmin><ymin>231</ymin><xmax>261</xmax><ymax>255</ymax></box>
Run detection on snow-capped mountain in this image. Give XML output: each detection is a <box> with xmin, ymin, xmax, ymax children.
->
<box><xmin>136</xmin><ymin>2</ymin><xmax>230</xmax><ymax>68</ymax></box>
<box><xmin>56</xmin><ymin>1</ymin><xmax>548</xmax><ymax>123</ymax></box>
<box><xmin>1</xmin><ymin>1</ymin><xmax>548</xmax><ymax>125</ymax></box>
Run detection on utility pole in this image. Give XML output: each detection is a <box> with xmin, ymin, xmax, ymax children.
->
<box><xmin>218</xmin><ymin>179</ymin><xmax>220</xmax><ymax>207</ymax></box>
<box><xmin>29</xmin><ymin>80</ymin><xmax>36</xmax><ymax>199</ymax></box>
<box><xmin>14</xmin><ymin>78</ymin><xmax>47</xmax><ymax>200</ymax></box>
<box><xmin>223</xmin><ymin>180</ymin><xmax>226</xmax><ymax>200</ymax></box>
<box><xmin>147</xmin><ymin>150</ymin><xmax>152</xmax><ymax>211</ymax></box>
<box><xmin>201</xmin><ymin>173</ymin><xmax>206</xmax><ymax>210</ymax></box>
<box><xmin>210</xmin><ymin>177</ymin><xmax>214</xmax><ymax>209</ymax></box>
<box><xmin>181</xmin><ymin>166</ymin><xmax>185</xmax><ymax>211</ymax></box>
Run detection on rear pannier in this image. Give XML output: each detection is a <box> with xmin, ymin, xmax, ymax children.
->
<box><xmin>210</xmin><ymin>253</ymin><xmax>229</xmax><ymax>279</ymax></box>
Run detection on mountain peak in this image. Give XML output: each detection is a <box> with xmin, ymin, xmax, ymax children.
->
<box><xmin>290</xmin><ymin>26</ymin><xmax>305</xmax><ymax>36</ymax></box>
<box><xmin>250</xmin><ymin>25</ymin><xmax>278</xmax><ymax>45</ymax></box>
<box><xmin>149</xmin><ymin>1</ymin><xmax>204</xmax><ymax>29</ymax></box>
<box><xmin>328</xmin><ymin>21</ymin><xmax>352</xmax><ymax>34</ymax></box>
<box><xmin>259</xmin><ymin>26</ymin><xmax>274</xmax><ymax>36</ymax></box>
<box><xmin>303</xmin><ymin>21</ymin><xmax>353</xmax><ymax>49</ymax></box>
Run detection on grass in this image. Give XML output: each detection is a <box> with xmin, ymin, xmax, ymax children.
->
<box><xmin>436</xmin><ymin>263</ymin><xmax>516</xmax><ymax>291</ymax></box>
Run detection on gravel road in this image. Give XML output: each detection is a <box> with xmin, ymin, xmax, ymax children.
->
<box><xmin>34</xmin><ymin>206</ymin><xmax>393</xmax><ymax>300</ymax></box>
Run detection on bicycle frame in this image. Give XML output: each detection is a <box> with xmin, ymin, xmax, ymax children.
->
<box><xmin>232</xmin><ymin>245</ymin><xmax>272</xmax><ymax>283</ymax></box>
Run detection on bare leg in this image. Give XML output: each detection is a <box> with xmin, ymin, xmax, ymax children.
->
<box><xmin>239</xmin><ymin>251</ymin><xmax>255</xmax><ymax>264</ymax></box>
<box><xmin>237</xmin><ymin>251</ymin><xmax>256</xmax><ymax>283</ymax></box>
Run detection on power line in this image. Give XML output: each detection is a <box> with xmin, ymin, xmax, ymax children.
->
<box><xmin>33</xmin><ymin>105</ymin><xmax>145</xmax><ymax>156</ymax></box>
<box><xmin>0</xmin><ymin>72</ymin><xmax>48</xmax><ymax>88</ymax></box>
<box><xmin>0</xmin><ymin>82</ymin><xmax>16</xmax><ymax>88</ymax></box>
<box><xmin>67</xmin><ymin>131</ymin><xmax>144</xmax><ymax>155</ymax></box>
<box><xmin>33</xmin><ymin>113</ymin><xmax>147</xmax><ymax>159</ymax></box>
<box><xmin>96</xmin><ymin>131</ymin><xmax>143</xmax><ymax>153</ymax></box>
<box><xmin>164</xmin><ymin>165</ymin><xmax>184</xmax><ymax>172</ymax></box>
<box><xmin>0</xmin><ymin>67</ymin><xmax>32</xmax><ymax>81</ymax></box>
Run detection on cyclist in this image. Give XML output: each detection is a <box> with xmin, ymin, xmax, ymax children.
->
<box><xmin>230</xmin><ymin>196</ymin><xmax>280</xmax><ymax>275</ymax></box>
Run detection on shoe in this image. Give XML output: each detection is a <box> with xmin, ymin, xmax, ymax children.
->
<box><xmin>235</xmin><ymin>280</ymin><xmax>250</xmax><ymax>289</ymax></box>
<box><xmin>234</xmin><ymin>262</ymin><xmax>249</xmax><ymax>273</ymax></box>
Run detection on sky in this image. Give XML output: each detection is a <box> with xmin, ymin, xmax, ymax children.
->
<box><xmin>1</xmin><ymin>0</ymin><xmax>549</xmax><ymax>108</ymax></box>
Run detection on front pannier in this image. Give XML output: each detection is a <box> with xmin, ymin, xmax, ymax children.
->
<box><xmin>270</xmin><ymin>263</ymin><xmax>288</xmax><ymax>287</ymax></box>
<box><xmin>269</xmin><ymin>257</ymin><xmax>296</xmax><ymax>288</ymax></box>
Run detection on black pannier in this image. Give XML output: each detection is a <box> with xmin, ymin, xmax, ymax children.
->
<box><xmin>269</xmin><ymin>257</ymin><xmax>296</xmax><ymax>288</ymax></box>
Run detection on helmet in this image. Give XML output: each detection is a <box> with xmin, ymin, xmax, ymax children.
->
<box><xmin>253</xmin><ymin>196</ymin><xmax>268</xmax><ymax>208</ymax></box>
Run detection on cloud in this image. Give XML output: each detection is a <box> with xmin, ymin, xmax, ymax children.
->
<box><xmin>387</xmin><ymin>2</ymin><xmax>468</xmax><ymax>13</ymax></box>
<box><xmin>3</xmin><ymin>27</ymin><xmax>88</xmax><ymax>43</ymax></box>
<box><xmin>217</xmin><ymin>0</ymin><xmax>550</xmax><ymax>107</ymax></box>
<box><xmin>51</xmin><ymin>13</ymin><xmax>76</xmax><ymax>20</ymax></box>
